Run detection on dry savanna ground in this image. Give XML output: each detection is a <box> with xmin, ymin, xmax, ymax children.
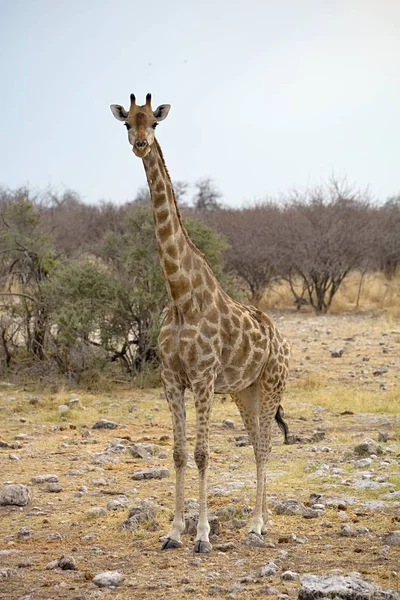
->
<box><xmin>0</xmin><ymin>303</ymin><xmax>399</xmax><ymax>599</ymax></box>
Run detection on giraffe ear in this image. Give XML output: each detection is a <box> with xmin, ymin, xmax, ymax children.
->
<box><xmin>153</xmin><ymin>104</ymin><xmax>171</xmax><ymax>122</ymax></box>
<box><xmin>110</xmin><ymin>104</ymin><xmax>128</xmax><ymax>121</ymax></box>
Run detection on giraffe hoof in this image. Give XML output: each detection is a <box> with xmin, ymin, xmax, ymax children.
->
<box><xmin>161</xmin><ymin>537</ymin><xmax>182</xmax><ymax>550</ymax></box>
<box><xmin>194</xmin><ymin>540</ymin><xmax>212</xmax><ymax>553</ymax></box>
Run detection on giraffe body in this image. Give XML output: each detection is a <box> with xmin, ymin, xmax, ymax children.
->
<box><xmin>110</xmin><ymin>95</ymin><xmax>290</xmax><ymax>552</ymax></box>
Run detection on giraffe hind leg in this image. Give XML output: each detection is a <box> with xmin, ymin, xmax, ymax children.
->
<box><xmin>233</xmin><ymin>384</ymin><xmax>266</xmax><ymax>537</ymax></box>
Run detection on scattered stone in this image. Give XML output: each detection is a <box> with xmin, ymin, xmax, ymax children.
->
<box><xmin>58</xmin><ymin>404</ymin><xmax>69</xmax><ymax>412</ymax></box>
<box><xmin>46</xmin><ymin>532</ymin><xmax>63</xmax><ymax>541</ymax></box>
<box><xmin>58</xmin><ymin>555</ymin><xmax>77</xmax><ymax>570</ymax></box>
<box><xmin>246</xmin><ymin>533</ymin><xmax>272</xmax><ymax>548</ymax></box>
<box><xmin>216</xmin><ymin>542</ymin><xmax>235</xmax><ymax>552</ymax></box>
<box><xmin>258</xmin><ymin>584</ymin><xmax>279</xmax><ymax>596</ymax></box>
<box><xmin>298</xmin><ymin>574</ymin><xmax>399</xmax><ymax>600</ymax></box>
<box><xmin>340</xmin><ymin>524</ymin><xmax>356</xmax><ymax>537</ymax></box>
<box><xmin>31</xmin><ymin>474</ymin><xmax>58</xmax><ymax>484</ymax></box>
<box><xmin>378</xmin><ymin>432</ymin><xmax>389</xmax><ymax>443</ymax></box>
<box><xmin>92</xmin><ymin>419</ymin><xmax>120</xmax><ymax>430</ymax></box>
<box><xmin>107</xmin><ymin>499</ymin><xmax>127</xmax><ymax>511</ymax></box>
<box><xmin>382</xmin><ymin>531</ymin><xmax>400</xmax><ymax>546</ymax></box>
<box><xmin>235</xmin><ymin>435</ymin><xmax>250</xmax><ymax>447</ymax></box>
<box><xmin>0</xmin><ymin>484</ymin><xmax>31</xmax><ymax>506</ymax></box>
<box><xmin>308</xmin><ymin>430</ymin><xmax>326</xmax><ymax>443</ymax></box>
<box><xmin>92</xmin><ymin>570</ymin><xmax>124</xmax><ymax>588</ymax></box>
<box><xmin>331</xmin><ymin>348</ymin><xmax>344</xmax><ymax>358</ymax></box>
<box><xmin>68</xmin><ymin>398</ymin><xmax>81</xmax><ymax>408</ymax></box>
<box><xmin>373</xmin><ymin>367</ymin><xmax>389</xmax><ymax>376</ymax></box>
<box><xmin>232</xmin><ymin>518</ymin><xmax>247</xmax><ymax>529</ymax></box>
<box><xmin>355</xmin><ymin>526</ymin><xmax>369</xmax><ymax>535</ymax></box>
<box><xmin>46</xmin><ymin>482</ymin><xmax>62</xmax><ymax>493</ymax></box>
<box><xmin>17</xmin><ymin>527</ymin><xmax>31</xmax><ymax>540</ymax></box>
<box><xmin>132</xmin><ymin>467</ymin><xmax>169</xmax><ymax>480</ymax></box>
<box><xmin>128</xmin><ymin>443</ymin><xmax>151</xmax><ymax>459</ymax></box>
<box><xmin>120</xmin><ymin>499</ymin><xmax>160</xmax><ymax>531</ymax></box>
<box><xmin>303</xmin><ymin>507</ymin><xmax>322</xmax><ymax>519</ymax></box>
<box><xmin>0</xmin><ymin>568</ymin><xmax>17</xmax><ymax>579</ymax></box>
<box><xmin>354</xmin><ymin>458</ymin><xmax>372</xmax><ymax>468</ymax></box>
<box><xmin>46</xmin><ymin>559</ymin><xmax>59</xmax><ymax>570</ymax></box>
<box><xmin>222</xmin><ymin>419</ymin><xmax>235</xmax><ymax>429</ymax></box>
<box><xmin>274</xmin><ymin>499</ymin><xmax>308</xmax><ymax>516</ymax></box>
<box><xmin>260</xmin><ymin>562</ymin><xmax>278</xmax><ymax>577</ymax></box>
<box><xmin>354</xmin><ymin>439</ymin><xmax>383</xmax><ymax>457</ymax></box>
<box><xmin>281</xmin><ymin>570</ymin><xmax>299</xmax><ymax>581</ymax></box>
<box><xmin>85</xmin><ymin>507</ymin><xmax>107</xmax><ymax>518</ymax></box>
<box><xmin>0</xmin><ymin>440</ymin><xmax>11</xmax><ymax>448</ymax></box>
<box><xmin>208</xmin><ymin>583</ymin><xmax>224</xmax><ymax>596</ymax></box>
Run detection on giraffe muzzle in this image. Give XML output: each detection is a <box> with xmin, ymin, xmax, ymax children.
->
<box><xmin>133</xmin><ymin>139</ymin><xmax>150</xmax><ymax>157</ymax></box>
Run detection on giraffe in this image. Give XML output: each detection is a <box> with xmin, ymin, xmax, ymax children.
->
<box><xmin>110</xmin><ymin>93</ymin><xmax>291</xmax><ymax>553</ymax></box>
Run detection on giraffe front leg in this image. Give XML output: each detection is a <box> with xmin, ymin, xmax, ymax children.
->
<box><xmin>193</xmin><ymin>381</ymin><xmax>214</xmax><ymax>553</ymax></box>
<box><xmin>161</xmin><ymin>377</ymin><xmax>187</xmax><ymax>550</ymax></box>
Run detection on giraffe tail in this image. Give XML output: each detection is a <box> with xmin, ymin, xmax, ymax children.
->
<box><xmin>275</xmin><ymin>404</ymin><xmax>292</xmax><ymax>445</ymax></box>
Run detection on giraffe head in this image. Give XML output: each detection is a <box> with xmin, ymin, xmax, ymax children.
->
<box><xmin>110</xmin><ymin>93</ymin><xmax>170</xmax><ymax>158</ymax></box>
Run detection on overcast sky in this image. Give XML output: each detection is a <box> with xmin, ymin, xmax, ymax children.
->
<box><xmin>1</xmin><ymin>0</ymin><xmax>399</xmax><ymax>206</ymax></box>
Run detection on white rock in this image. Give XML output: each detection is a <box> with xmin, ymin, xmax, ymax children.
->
<box><xmin>92</xmin><ymin>570</ymin><xmax>124</xmax><ymax>587</ymax></box>
<box><xmin>85</xmin><ymin>507</ymin><xmax>107</xmax><ymax>518</ymax></box>
<box><xmin>0</xmin><ymin>484</ymin><xmax>31</xmax><ymax>506</ymax></box>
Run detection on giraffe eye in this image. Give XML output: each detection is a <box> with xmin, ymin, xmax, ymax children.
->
<box><xmin>152</xmin><ymin>122</ymin><xmax>158</xmax><ymax>130</ymax></box>
<box><xmin>124</xmin><ymin>122</ymin><xmax>131</xmax><ymax>130</ymax></box>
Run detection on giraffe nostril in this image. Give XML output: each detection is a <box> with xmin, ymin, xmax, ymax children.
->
<box><xmin>135</xmin><ymin>140</ymin><xmax>148</xmax><ymax>148</ymax></box>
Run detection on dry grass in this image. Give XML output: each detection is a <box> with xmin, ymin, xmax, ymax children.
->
<box><xmin>0</xmin><ymin>311</ymin><xmax>399</xmax><ymax>599</ymax></box>
<box><xmin>261</xmin><ymin>271</ymin><xmax>400</xmax><ymax>317</ymax></box>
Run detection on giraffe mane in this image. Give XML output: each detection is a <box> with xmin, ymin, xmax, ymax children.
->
<box><xmin>153</xmin><ymin>138</ymin><xmax>210</xmax><ymax>264</ymax></box>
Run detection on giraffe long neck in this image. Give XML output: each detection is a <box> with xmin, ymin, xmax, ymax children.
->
<box><xmin>142</xmin><ymin>139</ymin><xmax>218</xmax><ymax>311</ymax></box>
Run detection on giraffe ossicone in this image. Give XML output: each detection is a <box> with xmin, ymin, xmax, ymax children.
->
<box><xmin>110</xmin><ymin>94</ymin><xmax>291</xmax><ymax>553</ymax></box>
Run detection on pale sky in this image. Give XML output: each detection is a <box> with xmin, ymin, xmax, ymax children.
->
<box><xmin>1</xmin><ymin>0</ymin><xmax>399</xmax><ymax>206</ymax></box>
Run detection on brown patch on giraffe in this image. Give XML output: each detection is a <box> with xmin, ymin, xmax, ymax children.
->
<box><xmin>197</xmin><ymin>336</ymin><xmax>212</xmax><ymax>354</ymax></box>
<box><xmin>234</xmin><ymin>333</ymin><xmax>251</xmax><ymax>365</ymax></box>
<box><xmin>202</xmin><ymin>289</ymin><xmax>214</xmax><ymax>307</ymax></box>
<box><xmin>197</xmin><ymin>356</ymin><xmax>217</xmax><ymax>371</ymax></box>
<box><xmin>201</xmin><ymin>321</ymin><xmax>218</xmax><ymax>338</ymax></box>
<box><xmin>157</xmin><ymin>208</ymin><xmax>170</xmax><ymax>224</ymax></box>
<box><xmin>153</xmin><ymin>192</ymin><xmax>167</xmax><ymax>210</ymax></box>
<box><xmin>182</xmin><ymin>252</ymin><xmax>193</xmax><ymax>272</ymax></box>
<box><xmin>192</xmin><ymin>273</ymin><xmax>203</xmax><ymax>289</ymax></box>
<box><xmin>177</xmin><ymin>236</ymin><xmax>185</xmax><ymax>253</ymax></box>
<box><xmin>180</xmin><ymin>327</ymin><xmax>197</xmax><ymax>340</ymax></box>
<box><xmin>155</xmin><ymin>180</ymin><xmax>165</xmax><ymax>194</ymax></box>
<box><xmin>134</xmin><ymin>111</ymin><xmax>148</xmax><ymax>126</ymax></box>
<box><xmin>165</xmin><ymin>244</ymin><xmax>178</xmax><ymax>260</ymax></box>
<box><xmin>169</xmin><ymin>274</ymin><xmax>191</xmax><ymax>300</ymax></box>
<box><xmin>158</xmin><ymin>221</ymin><xmax>174</xmax><ymax>244</ymax></box>
<box><xmin>164</xmin><ymin>258</ymin><xmax>179</xmax><ymax>276</ymax></box>
<box><xmin>218</xmin><ymin>296</ymin><xmax>230</xmax><ymax>315</ymax></box>
<box><xmin>206</xmin><ymin>306</ymin><xmax>219</xmax><ymax>324</ymax></box>
<box><xmin>187</xmin><ymin>344</ymin><xmax>198</xmax><ymax>364</ymax></box>
<box><xmin>220</xmin><ymin>316</ymin><xmax>231</xmax><ymax>335</ymax></box>
<box><xmin>232</xmin><ymin>314</ymin><xmax>241</xmax><ymax>328</ymax></box>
